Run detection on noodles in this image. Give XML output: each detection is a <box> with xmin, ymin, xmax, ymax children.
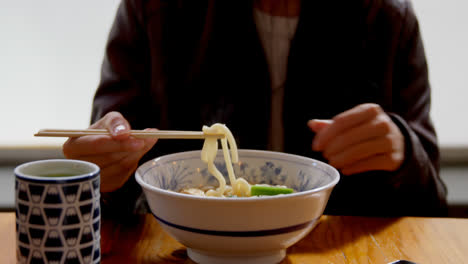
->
<box><xmin>200</xmin><ymin>123</ymin><xmax>251</xmax><ymax>197</ymax></box>
<box><xmin>179</xmin><ymin>123</ymin><xmax>294</xmax><ymax>197</ymax></box>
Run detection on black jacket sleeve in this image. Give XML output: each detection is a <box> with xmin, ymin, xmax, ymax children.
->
<box><xmin>385</xmin><ymin>1</ymin><xmax>447</xmax><ymax>215</ymax></box>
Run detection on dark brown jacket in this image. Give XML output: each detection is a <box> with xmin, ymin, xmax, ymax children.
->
<box><xmin>94</xmin><ymin>0</ymin><xmax>448</xmax><ymax>218</ymax></box>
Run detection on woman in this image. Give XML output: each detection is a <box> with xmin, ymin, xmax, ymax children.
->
<box><xmin>63</xmin><ymin>0</ymin><xmax>447</xmax><ymax>219</ymax></box>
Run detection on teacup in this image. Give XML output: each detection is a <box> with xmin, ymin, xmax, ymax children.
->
<box><xmin>15</xmin><ymin>159</ymin><xmax>100</xmax><ymax>264</ymax></box>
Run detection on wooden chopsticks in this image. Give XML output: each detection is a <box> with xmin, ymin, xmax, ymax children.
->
<box><xmin>34</xmin><ymin>129</ymin><xmax>225</xmax><ymax>139</ymax></box>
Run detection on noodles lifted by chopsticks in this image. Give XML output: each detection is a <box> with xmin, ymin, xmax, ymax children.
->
<box><xmin>180</xmin><ymin>123</ymin><xmax>294</xmax><ymax>197</ymax></box>
<box><xmin>199</xmin><ymin>123</ymin><xmax>251</xmax><ymax>197</ymax></box>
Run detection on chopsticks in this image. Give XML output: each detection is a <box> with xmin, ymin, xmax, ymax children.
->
<box><xmin>34</xmin><ymin>129</ymin><xmax>225</xmax><ymax>139</ymax></box>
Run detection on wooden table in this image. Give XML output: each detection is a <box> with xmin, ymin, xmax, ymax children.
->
<box><xmin>2</xmin><ymin>212</ymin><xmax>468</xmax><ymax>263</ymax></box>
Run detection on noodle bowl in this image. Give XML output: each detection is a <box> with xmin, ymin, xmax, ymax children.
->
<box><xmin>136</xmin><ymin>149</ymin><xmax>340</xmax><ymax>264</ymax></box>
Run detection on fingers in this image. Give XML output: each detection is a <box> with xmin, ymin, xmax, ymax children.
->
<box><xmin>340</xmin><ymin>152</ymin><xmax>405</xmax><ymax>175</ymax></box>
<box><xmin>90</xmin><ymin>111</ymin><xmax>131</xmax><ymax>139</ymax></box>
<box><xmin>62</xmin><ymin>135</ymin><xmax>147</xmax><ymax>192</ymax></box>
<box><xmin>62</xmin><ymin>112</ymin><xmax>159</xmax><ymax>193</ymax></box>
<box><xmin>100</xmin><ymin>134</ymin><xmax>157</xmax><ymax>192</ymax></box>
<box><xmin>310</xmin><ymin>103</ymin><xmax>405</xmax><ymax>175</ymax></box>
<box><xmin>63</xmin><ymin>135</ymin><xmax>145</xmax><ymax>157</ymax></box>
<box><xmin>326</xmin><ymin>135</ymin><xmax>394</xmax><ymax>169</ymax></box>
<box><xmin>70</xmin><ymin>151</ymin><xmax>132</xmax><ymax>169</ymax></box>
<box><xmin>307</xmin><ymin>119</ymin><xmax>332</xmax><ymax>133</ymax></box>
<box><xmin>64</xmin><ymin>112</ymin><xmax>144</xmax><ymax>158</ymax></box>
<box><xmin>322</xmin><ymin>114</ymin><xmax>393</xmax><ymax>158</ymax></box>
<box><xmin>65</xmin><ymin>137</ymin><xmax>156</xmax><ymax>192</ymax></box>
<box><xmin>313</xmin><ymin>103</ymin><xmax>381</xmax><ymax>151</ymax></box>
<box><xmin>100</xmin><ymin>153</ymin><xmax>141</xmax><ymax>192</ymax></box>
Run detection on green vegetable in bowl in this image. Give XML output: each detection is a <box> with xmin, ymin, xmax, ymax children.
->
<box><xmin>250</xmin><ymin>185</ymin><xmax>294</xmax><ymax>196</ymax></box>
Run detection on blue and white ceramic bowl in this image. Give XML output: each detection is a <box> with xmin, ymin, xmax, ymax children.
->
<box><xmin>15</xmin><ymin>159</ymin><xmax>101</xmax><ymax>264</ymax></box>
<box><xmin>136</xmin><ymin>149</ymin><xmax>339</xmax><ymax>264</ymax></box>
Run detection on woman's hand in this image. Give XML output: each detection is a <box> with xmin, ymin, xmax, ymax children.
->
<box><xmin>63</xmin><ymin>111</ymin><xmax>158</xmax><ymax>192</ymax></box>
<box><xmin>308</xmin><ymin>103</ymin><xmax>405</xmax><ymax>175</ymax></box>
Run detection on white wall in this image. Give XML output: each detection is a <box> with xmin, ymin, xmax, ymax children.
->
<box><xmin>412</xmin><ymin>0</ymin><xmax>468</xmax><ymax>147</ymax></box>
<box><xmin>0</xmin><ymin>0</ymin><xmax>467</xmax><ymax>148</ymax></box>
<box><xmin>0</xmin><ymin>0</ymin><xmax>120</xmax><ymax>147</ymax></box>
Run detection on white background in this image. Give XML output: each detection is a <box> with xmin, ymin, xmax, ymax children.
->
<box><xmin>412</xmin><ymin>0</ymin><xmax>468</xmax><ymax>147</ymax></box>
<box><xmin>0</xmin><ymin>0</ymin><xmax>467</xmax><ymax>148</ymax></box>
<box><xmin>0</xmin><ymin>0</ymin><xmax>120</xmax><ymax>147</ymax></box>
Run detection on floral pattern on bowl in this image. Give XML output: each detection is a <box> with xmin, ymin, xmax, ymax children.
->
<box><xmin>140</xmin><ymin>150</ymin><xmax>335</xmax><ymax>195</ymax></box>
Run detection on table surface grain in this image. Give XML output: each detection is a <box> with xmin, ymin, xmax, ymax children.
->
<box><xmin>2</xmin><ymin>212</ymin><xmax>468</xmax><ymax>263</ymax></box>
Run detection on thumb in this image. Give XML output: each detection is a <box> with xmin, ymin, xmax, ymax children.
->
<box><xmin>307</xmin><ymin>119</ymin><xmax>332</xmax><ymax>133</ymax></box>
<box><xmin>91</xmin><ymin>111</ymin><xmax>131</xmax><ymax>139</ymax></box>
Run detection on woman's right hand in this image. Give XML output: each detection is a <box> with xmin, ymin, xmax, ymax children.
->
<box><xmin>62</xmin><ymin>111</ymin><xmax>158</xmax><ymax>192</ymax></box>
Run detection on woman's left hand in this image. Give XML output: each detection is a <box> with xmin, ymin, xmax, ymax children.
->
<box><xmin>308</xmin><ymin>103</ymin><xmax>405</xmax><ymax>175</ymax></box>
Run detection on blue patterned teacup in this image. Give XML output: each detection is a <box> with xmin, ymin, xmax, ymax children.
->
<box><xmin>15</xmin><ymin>159</ymin><xmax>100</xmax><ymax>264</ymax></box>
